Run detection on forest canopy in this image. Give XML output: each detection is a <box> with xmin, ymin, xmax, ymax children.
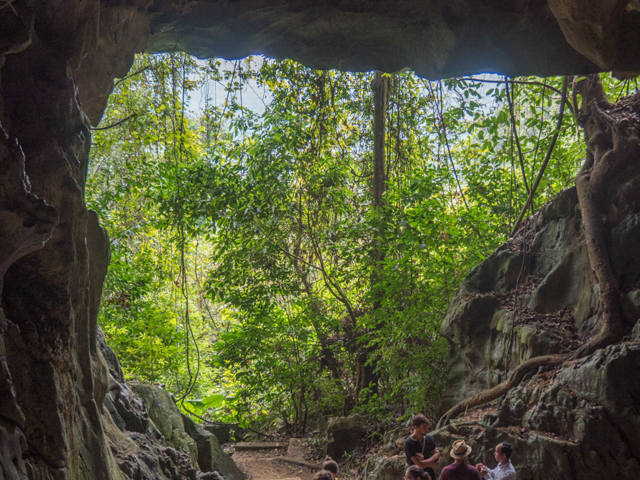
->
<box><xmin>87</xmin><ymin>53</ymin><xmax>635</xmax><ymax>431</ymax></box>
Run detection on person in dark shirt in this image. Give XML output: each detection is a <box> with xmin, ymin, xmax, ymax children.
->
<box><xmin>404</xmin><ymin>414</ymin><xmax>440</xmax><ymax>480</ymax></box>
<box><xmin>439</xmin><ymin>439</ymin><xmax>481</xmax><ymax>480</ymax></box>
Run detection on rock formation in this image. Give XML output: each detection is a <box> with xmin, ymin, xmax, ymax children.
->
<box><xmin>1</xmin><ymin>1</ymin><xmax>640</xmax><ymax>479</ymax></box>
<box><xmin>433</xmin><ymin>74</ymin><xmax>640</xmax><ymax>478</ymax></box>
<box><xmin>99</xmin><ymin>328</ymin><xmax>244</xmax><ymax>480</ymax></box>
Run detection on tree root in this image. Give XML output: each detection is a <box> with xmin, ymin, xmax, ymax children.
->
<box><xmin>437</xmin><ymin>75</ymin><xmax>639</xmax><ymax>429</ymax></box>
<box><xmin>571</xmin><ymin>75</ymin><xmax>638</xmax><ymax>357</ymax></box>
<box><xmin>436</xmin><ymin>354</ymin><xmax>565</xmax><ymax>429</ymax></box>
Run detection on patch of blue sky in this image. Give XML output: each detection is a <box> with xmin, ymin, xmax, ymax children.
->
<box><xmin>188</xmin><ymin>56</ymin><xmax>271</xmax><ymax>117</ymax></box>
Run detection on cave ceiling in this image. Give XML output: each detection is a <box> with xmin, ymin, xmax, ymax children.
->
<box><xmin>63</xmin><ymin>0</ymin><xmax>640</xmax><ymax>124</ymax></box>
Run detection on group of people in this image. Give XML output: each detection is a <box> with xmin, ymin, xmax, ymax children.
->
<box><xmin>404</xmin><ymin>415</ymin><xmax>516</xmax><ymax>480</ymax></box>
<box><xmin>311</xmin><ymin>414</ymin><xmax>515</xmax><ymax>480</ymax></box>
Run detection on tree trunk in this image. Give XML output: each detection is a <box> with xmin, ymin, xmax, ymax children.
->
<box><xmin>357</xmin><ymin>71</ymin><xmax>390</xmax><ymax>398</ymax></box>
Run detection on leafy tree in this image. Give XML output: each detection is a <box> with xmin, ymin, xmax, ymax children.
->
<box><xmin>89</xmin><ymin>54</ymin><xmax>632</xmax><ymax>429</ymax></box>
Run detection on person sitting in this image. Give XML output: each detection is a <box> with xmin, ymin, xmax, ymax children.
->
<box><xmin>439</xmin><ymin>439</ymin><xmax>481</xmax><ymax>480</ymax></box>
<box><xmin>404</xmin><ymin>414</ymin><xmax>440</xmax><ymax>480</ymax></box>
<box><xmin>405</xmin><ymin>465</ymin><xmax>428</xmax><ymax>480</ymax></box>
<box><xmin>475</xmin><ymin>442</ymin><xmax>516</xmax><ymax>480</ymax></box>
<box><xmin>313</xmin><ymin>470</ymin><xmax>334</xmax><ymax>480</ymax></box>
<box><xmin>322</xmin><ymin>456</ymin><xmax>339</xmax><ymax>479</ymax></box>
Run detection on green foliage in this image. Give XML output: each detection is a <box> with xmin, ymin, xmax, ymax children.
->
<box><xmin>88</xmin><ymin>55</ymin><xmax>637</xmax><ymax>430</ymax></box>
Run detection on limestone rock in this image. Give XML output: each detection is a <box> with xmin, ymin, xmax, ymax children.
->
<box><xmin>432</xmin><ymin>344</ymin><xmax>640</xmax><ymax>479</ymax></box>
<box><xmin>622</xmin><ymin>290</ymin><xmax>640</xmax><ymax>327</ymax></box>
<box><xmin>0</xmin><ymin>418</ymin><xmax>27</xmax><ymax>479</ymax></box>
<box><xmin>326</xmin><ymin>414</ymin><xmax>367</xmax><ymax>461</ymax></box>
<box><xmin>2</xmin><ymin>0</ymin><xmax>640</xmax><ymax>478</ymax></box>
<box><xmin>548</xmin><ymin>0</ymin><xmax>640</xmax><ymax>70</ymax></box>
<box><xmin>105</xmin><ymin>380</ymin><xmax>162</xmax><ymax>438</ymax></box>
<box><xmin>437</xmin><ymin>151</ymin><xmax>640</xmax><ymax>478</ymax></box>
<box><xmin>203</xmin><ymin>423</ymin><xmax>245</xmax><ymax>444</ymax></box>
<box><xmin>183</xmin><ymin>414</ymin><xmax>245</xmax><ymax>480</ymax></box>
<box><xmin>441</xmin><ymin>187</ymin><xmax>591</xmax><ymax>409</ymax></box>
<box><xmin>130</xmin><ymin>383</ymin><xmax>198</xmax><ymax>462</ymax></box>
<box><xmin>633</xmin><ymin>320</ymin><xmax>640</xmax><ymax>340</ymax></box>
<box><xmin>367</xmin><ymin>455</ymin><xmax>406</xmax><ymax>480</ymax></box>
<box><xmin>101</xmin><ymin>375</ymin><xmax>243</xmax><ymax>479</ymax></box>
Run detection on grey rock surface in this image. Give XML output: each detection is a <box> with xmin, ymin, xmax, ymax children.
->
<box><xmin>437</xmin><ymin>179</ymin><xmax>640</xmax><ymax>478</ymax></box>
<box><xmin>367</xmin><ymin>455</ymin><xmax>406</xmax><ymax>480</ymax></box>
<box><xmin>431</xmin><ymin>344</ymin><xmax>640</xmax><ymax>479</ymax></box>
<box><xmin>130</xmin><ymin>384</ymin><xmax>199</xmax><ymax>462</ymax></box>
<box><xmin>2</xmin><ymin>1</ymin><xmax>640</xmax><ymax>478</ymax></box>
<box><xmin>203</xmin><ymin>423</ymin><xmax>244</xmax><ymax>444</ymax></box>
<box><xmin>326</xmin><ymin>414</ymin><xmax>367</xmax><ymax>461</ymax></box>
<box><xmin>183</xmin><ymin>413</ymin><xmax>245</xmax><ymax>480</ymax></box>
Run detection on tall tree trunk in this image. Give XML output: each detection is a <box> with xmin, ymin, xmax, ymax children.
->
<box><xmin>357</xmin><ymin>71</ymin><xmax>390</xmax><ymax>398</ymax></box>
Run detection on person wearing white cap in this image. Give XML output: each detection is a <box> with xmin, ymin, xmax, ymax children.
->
<box><xmin>438</xmin><ymin>439</ymin><xmax>481</xmax><ymax>480</ymax></box>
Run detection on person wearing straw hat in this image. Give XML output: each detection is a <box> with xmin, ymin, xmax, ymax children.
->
<box><xmin>438</xmin><ymin>439</ymin><xmax>481</xmax><ymax>480</ymax></box>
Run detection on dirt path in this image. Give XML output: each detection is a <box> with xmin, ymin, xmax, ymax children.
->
<box><xmin>231</xmin><ymin>441</ymin><xmax>320</xmax><ymax>480</ymax></box>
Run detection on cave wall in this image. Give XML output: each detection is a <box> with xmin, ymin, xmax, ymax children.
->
<box><xmin>1</xmin><ymin>1</ymin><xmax>640</xmax><ymax>479</ymax></box>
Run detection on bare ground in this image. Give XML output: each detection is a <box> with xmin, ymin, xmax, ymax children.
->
<box><xmin>232</xmin><ymin>445</ymin><xmax>319</xmax><ymax>480</ymax></box>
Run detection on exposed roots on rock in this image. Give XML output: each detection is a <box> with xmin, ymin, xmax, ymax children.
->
<box><xmin>436</xmin><ymin>354</ymin><xmax>566</xmax><ymax>429</ymax></box>
<box><xmin>571</xmin><ymin>75</ymin><xmax>640</xmax><ymax>357</ymax></box>
<box><xmin>438</xmin><ymin>75</ymin><xmax>640</xmax><ymax>429</ymax></box>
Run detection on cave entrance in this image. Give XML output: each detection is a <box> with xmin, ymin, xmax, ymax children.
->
<box><xmin>88</xmin><ymin>51</ymin><xmax>621</xmax><ymax>432</ymax></box>
<box><xmin>3</xmin><ymin>3</ymin><xmax>640</xmax><ymax>479</ymax></box>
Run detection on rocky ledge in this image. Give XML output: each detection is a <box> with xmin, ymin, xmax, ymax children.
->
<box><xmin>98</xmin><ymin>329</ymin><xmax>245</xmax><ymax>480</ymax></box>
<box><xmin>432</xmin><ymin>342</ymin><xmax>640</xmax><ymax>479</ymax></box>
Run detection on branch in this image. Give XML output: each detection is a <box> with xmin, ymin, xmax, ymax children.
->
<box><xmin>505</xmin><ymin>79</ymin><xmax>531</xmax><ymax>196</ymax></box>
<box><xmin>461</xmin><ymin>77</ymin><xmax>574</xmax><ymax>114</ymax></box>
<box><xmin>254</xmin><ymin>220</ymin><xmax>322</xmax><ymax>273</ymax></box>
<box><xmin>113</xmin><ymin>65</ymin><xmax>151</xmax><ymax>88</ymax></box>
<box><xmin>91</xmin><ymin>113</ymin><xmax>136</xmax><ymax>131</ymax></box>
<box><xmin>306</xmin><ymin>210</ymin><xmax>358</xmax><ymax>326</ymax></box>
<box><xmin>510</xmin><ymin>76</ymin><xmax>569</xmax><ymax>236</ymax></box>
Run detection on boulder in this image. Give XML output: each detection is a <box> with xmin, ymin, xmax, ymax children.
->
<box><xmin>441</xmin><ymin>187</ymin><xmax>597</xmax><ymax>409</ymax></box>
<box><xmin>326</xmin><ymin>414</ymin><xmax>367</xmax><ymax>461</ymax></box>
<box><xmin>183</xmin><ymin>414</ymin><xmax>245</xmax><ymax>480</ymax></box>
<box><xmin>437</xmin><ymin>173</ymin><xmax>640</xmax><ymax>479</ymax></box>
<box><xmin>130</xmin><ymin>384</ymin><xmax>198</xmax><ymax>463</ymax></box>
<box><xmin>203</xmin><ymin>423</ymin><xmax>244</xmax><ymax>444</ymax></box>
<box><xmin>367</xmin><ymin>455</ymin><xmax>406</xmax><ymax>480</ymax></box>
<box><xmin>105</xmin><ymin>380</ymin><xmax>164</xmax><ymax>440</ymax></box>
<box><xmin>306</xmin><ymin>410</ymin><xmax>328</xmax><ymax>432</ymax></box>
<box><xmin>432</xmin><ymin>342</ymin><xmax>640</xmax><ymax>479</ymax></box>
<box><xmin>622</xmin><ymin>290</ymin><xmax>640</xmax><ymax>327</ymax></box>
<box><xmin>633</xmin><ymin>320</ymin><xmax>640</xmax><ymax>340</ymax></box>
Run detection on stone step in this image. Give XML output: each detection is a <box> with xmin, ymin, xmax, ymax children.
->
<box><xmin>274</xmin><ymin>456</ymin><xmax>319</xmax><ymax>470</ymax></box>
<box><xmin>234</xmin><ymin>442</ymin><xmax>286</xmax><ymax>451</ymax></box>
